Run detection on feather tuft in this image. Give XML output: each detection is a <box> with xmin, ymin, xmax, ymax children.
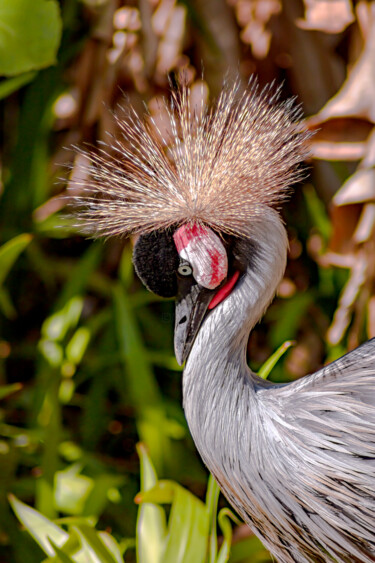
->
<box><xmin>70</xmin><ymin>77</ymin><xmax>312</xmax><ymax>239</ymax></box>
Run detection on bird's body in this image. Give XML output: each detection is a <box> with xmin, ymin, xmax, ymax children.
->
<box><xmin>183</xmin><ymin>209</ymin><xmax>375</xmax><ymax>562</ymax></box>
<box><xmin>74</xmin><ymin>78</ymin><xmax>375</xmax><ymax>562</ymax></box>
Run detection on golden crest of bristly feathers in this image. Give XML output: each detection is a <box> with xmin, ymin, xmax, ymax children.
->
<box><xmin>71</xmin><ymin>78</ymin><xmax>311</xmax><ymax>239</ymax></box>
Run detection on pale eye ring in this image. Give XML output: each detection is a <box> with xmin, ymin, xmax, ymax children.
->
<box><xmin>178</xmin><ymin>262</ymin><xmax>193</xmax><ymax>276</ymax></box>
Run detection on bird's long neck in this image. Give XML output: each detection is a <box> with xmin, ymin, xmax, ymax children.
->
<box><xmin>182</xmin><ymin>208</ymin><xmax>288</xmax><ymax>470</ymax></box>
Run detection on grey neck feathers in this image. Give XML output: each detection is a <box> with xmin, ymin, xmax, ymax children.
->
<box><xmin>182</xmin><ymin>207</ymin><xmax>288</xmax><ymax>467</ymax></box>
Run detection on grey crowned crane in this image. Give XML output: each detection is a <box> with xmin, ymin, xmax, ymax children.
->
<box><xmin>73</xmin><ymin>79</ymin><xmax>375</xmax><ymax>563</ymax></box>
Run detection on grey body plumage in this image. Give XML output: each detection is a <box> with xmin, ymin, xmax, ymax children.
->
<box><xmin>73</xmin><ymin>79</ymin><xmax>375</xmax><ymax>562</ymax></box>
<box><xmin>183</xmin><ymin>211</ymin><xmax>375</xmax><ymax>562</ymax></box>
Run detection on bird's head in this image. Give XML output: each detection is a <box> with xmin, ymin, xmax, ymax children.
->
<box><xmin>71</xmin><ymin>77</ymin><xmax>311</xmax><ymax>363</ymax></box>
<box><xmin>133</xmin><ymin>221</ymin><xmax>254</xmax><ymax>364</ymax></box>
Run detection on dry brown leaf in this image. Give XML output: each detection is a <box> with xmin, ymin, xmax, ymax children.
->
<box><xmin>308</xmin><ymin>7</ymin><xmax>375</xmax><ymax>124</ymax></box>
<box><xmin>152</xmin><ymin>0</ymin><xmax>175</xmax><ymax>36</ymax></box>
<box><xmin>155</xmin><ymin>4</ymin><xmax>186</xmax><ymax>79</ymax></box>
<box><xmin>309</xmin><ymin>141</ymin><xmax>368</xmax><ymax>161</ymax></box>
<box><xmin>307</xmin><ymin>118</ymin><xmax>372</xmax><ymax>161</ymax></box>
<box><xmin>328</xmin><ymin>204</ymin><xmax>362</xmax><ymax>254</ymax></box>
<box><xmin>240</xmin><ymin>21</ymin><xmax>271</xmax><ymax>58</ymax></box>
<box><xmin>297</xmin><ymin>0</ymin><xmax>354</xmax><ymax>33</ymax></box>
<box><xmin>233</xmin><ymin>0</ymin><xmax>280</xmax><ymax>58</ymax></box>
<box><xmin>368</xmin><ymin>295</ymin><xmax>375</xmax><ymax>338</ymax></box>
<box><xmin>327</xmin><ymin>250</ymin><xmax>368</xmax><ymax>345</ymax></box>
<box><xmin>333</xmin><ymin>168</ymin><xmax>375</xmax><ymax>205</ymax></box>
<box><xmin>353</xmin><ymin>203</ymin><xmax>375</xmax><ymax>243</ymax></box>
<box><xmin>361</xmin><ymin>127</ymin><xmax>375</xmax><ymax>167</ymax></box>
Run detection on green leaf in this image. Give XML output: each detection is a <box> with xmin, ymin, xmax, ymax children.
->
<box><xmin>82</xmin><ymin>474</ymin><xmax>126</xmax><ymax>517</ymax></box>
<box><xmin>136</xmin><ymin>443</ymin><xmax>166</xmax><ymax>563</ymax></box>
<box><xmin>0</xmin><ymin>0</ymin><xmax>62</xmax><ymax>76</ymax></box>
<box><xmin>9</xmin><ymin>494</ymin><xmax>69</xmax><ymax>557</ymax></box>
<box><xmin>216</xmin><ymin>508</ymin><xmax>241</xmax><ymax>563</ymax></box>
<box><xmin>269</xmin><ymin>291</ymin><xmax>314</xmax><ymax>349</ymax></box>
<box><xmin>137</xmin><ymin>480</ymin><xmax>209</xmax><ymax>563</ymax></box>
<box><xmin>38</xmin><ymin>339</ymin><xmax>64</xmax><ymax>367</ymax></box>
<box><xmin>0</xmin><ymin>382</ymin><xmax>23</xmax><ymax>400</ymax></box>
<box><xmin>54</xmin><ymin>465</ymin><xmax>94</xmax><ymax>515</ymax></box>
<box><xmin>228</xmin><ymin>535</ymin><xmax>270</xmax><ymax>562</ymax></box>
<box><xmin>0</xmin><ymin>71</ymin><xmax>36</xmax><ymax>99</ymax></box>
<box><xmin>113</xmin><ymin>284</ymin><xmax>172</xmax><ymax>472</ymax></box>
<box><xmin>98</xmin><ymin>532</ymin><xmax>124</xmax><ymax>563</ymax></box>
<box><xmin>48</xmin><ymin>539</ymin><xmax>76</xmax><ymax>563</ymax></box>
<box><xmin>303</xmin><ymin>184</ymin><xmax>331</xmax><ymax>242</ymax></box>
<box><xmin>66</xmin><ymin>327</ymin><xmax>91</xmax><ymax>365</ymax></box>
<box><xmin>258</xmin><ymin>341</ymin><xmax>295</xmax><ymax>380</ymax></box>
<box><xmin>0</xmin><ymin>286</ymin><xmax>16</xmax><ymax>318</ymax></box>
<box><xmin>0</xmin><ymin>233</ymin><xmax>32</xmax><ymax>287</ymax></box>
<box><xmin>72</xmin><ymin>524</ymin><xmax>120</xmax><ymax>563</ymax></box>
<box><xmin>162</xmin><ymin>481</ymin><xmax>209</xmax><ymax>563</ymax></box>
<box><xmin>206</xmin><ymin>475</ymin><xmax>220</xmax><ymax>563</ymax></box>
<box><xmin>42</xmin><ymin>297</ymin><xmax>83</xmax><ymax>342</ymax></box>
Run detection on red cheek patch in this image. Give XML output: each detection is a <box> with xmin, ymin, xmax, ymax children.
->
<box><xmin>208</xmin><ymin>270</ymin><xmax>240</xmax><ymax>310</ymax></box>
<box><xmin>173</xmin><ymin>223</ymin><xmax>228</xmax><ymax>289</ymax></box>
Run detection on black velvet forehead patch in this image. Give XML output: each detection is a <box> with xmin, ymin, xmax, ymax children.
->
<box><xmin>132</xmin><ymin>230</ymin><xmax>179</xmax><ymax>297</ymax></box>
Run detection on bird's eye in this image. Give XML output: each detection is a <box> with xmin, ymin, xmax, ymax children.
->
<box><xmin>178</xmin><ymin>262</ymin><xmax>193</xmax><ymax>276</ymax></box>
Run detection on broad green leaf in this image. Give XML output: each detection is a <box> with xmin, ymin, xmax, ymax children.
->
<box><xmin>137</xmin><ymin>481</ymin><xmax>174</xmax><ymax>505</ymax></box>
<box><xmin>0</xmin><ymin>0</ymin><xmax>62</xmax><ymax>76</ymax></box>
<box><xmin>0</xmin><ymin>233</ymin><xmax>32</xmax><ymax>287</ymax></box>
<box><xmin>138</xmin><ymin>480</ymin><xmax>209</xmax><ymax>563</ymax></box>
<box><xmin>54</xmin><ymin>465</ymin><xmax>94</xmax><ymax>515</ymax></box>
<box><xmin>258</xmin><ymin>341</ymin><xmax>295</xmax><ymax>380</ymax></box>
<box><xmin>72</xmin><ymin>524</ymin><xmax>120</xmax><ymax>563</ymax></box>
<box><xmin>162</xmin><ymin>481</ymin><xmax>209</xmax><ymax>563</ymax></box>
<box><xmin>136</xmin><ymin>443</ymin><xmax>166</xmax><ymax>563</ymax></box>
<box><xmin>48</xmin><ymin>538</ymin><xmax>76</xmax><ymax>563</ymax></box>
<box><xmin>98</xmin><ymin>532</ymin><xmax>124</xmax><ymax>563</ymax></box>
<box><xmin>9</xmin><ymin>494</ymin><xmax>69</xmax><ymax>556</ymax></box>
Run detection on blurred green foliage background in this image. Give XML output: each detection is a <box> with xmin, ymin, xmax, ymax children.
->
<box><xmin>1</xmin><ymin>0</ymin><xmax>374</xmax><ymax>561</ymax></box>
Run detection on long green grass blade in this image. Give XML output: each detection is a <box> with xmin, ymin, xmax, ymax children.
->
<box><xmin>206</xmin><ymin>474</ymin><xmax>220</xmax><ymax>563</ymax></box>
<box><xmin>0</xmin><ymin>233</ymin><xmax>32</xmax><ymax>287</ymax></box>
<box><xmin>258</xmin><ymin>341</ymin><xmax>295</xmax><ymax>380</ymax></box>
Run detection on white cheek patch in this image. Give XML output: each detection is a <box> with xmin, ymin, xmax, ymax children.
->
<box><xmin>173</xmin><ymin>224</ymin><xmax>228</xmax><ymax>289</ymax></box>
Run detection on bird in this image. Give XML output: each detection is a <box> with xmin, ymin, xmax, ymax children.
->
<box><xmin>72</xmin><ymin>77</ymin><xmax>375</xmax><ymax>563</ymax></box>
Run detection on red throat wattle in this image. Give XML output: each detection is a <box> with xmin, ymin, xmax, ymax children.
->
<box><xmin>208</xmin><ymin>270</ymin><xmax>240</xmax><ymax>310</ymax></box>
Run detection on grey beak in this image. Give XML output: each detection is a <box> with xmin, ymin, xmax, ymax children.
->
<box><xmin>174</xmin><ymin>283</ymin><xmax>213</xmax><ymax>365</ymax></box>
